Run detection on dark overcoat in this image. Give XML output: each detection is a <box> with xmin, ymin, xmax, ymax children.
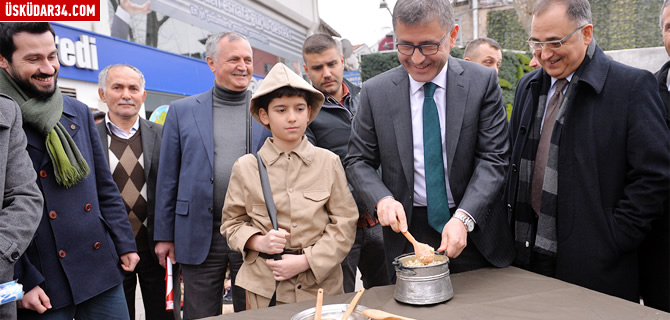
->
<box><xmin>16</xmin><ymin>95</ymin><xmax>136</xmax><ymax>309</ymax></box>
<box><xmin>506</xmin><ymin>45</ymin><xmax>670</xmax><ymax>301</ymax></box>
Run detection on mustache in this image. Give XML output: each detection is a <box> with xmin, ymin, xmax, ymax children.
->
<box><xmin>33</xmin><ymin>72</ymin><xmax>56</xmax><ymax>78</ymax></box>
<box><xmin>118</xmin><ymin>99</ymin><xmax>136</xmax><ymax>106</ymax></box>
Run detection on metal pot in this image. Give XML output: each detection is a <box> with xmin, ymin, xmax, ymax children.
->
<box><xmin>392</xmin><ymin>252</ymin><xmax>454</xmax><ymax>305</ymax></box>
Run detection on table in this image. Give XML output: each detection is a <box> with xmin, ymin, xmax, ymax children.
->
<box><xmin>208</xmin><ymin>267</ymin><xmax>669</xmax><ymax>319</ymax></box>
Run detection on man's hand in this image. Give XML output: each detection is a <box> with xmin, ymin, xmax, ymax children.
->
<box><xmin>265</xmin><ymin>254</ymin><xmax>310</xmax><ymax>281</ymax></box>
<box><xmin>17</xmin><ymin>286</ymin><xmax>51</xmax><ymax>313</ymax></box>
<box><xmin>155</xmin><ymin>241</ymin><xmax>175</xmax><ymax>268</ymax></box>
<box><xmin>120</xmin><ymin>0</ymin><xmax>151</xmax><ymax>14</ymax></box>
<box><xmin>376</xmin><ymin>197</ymin><xmax>407</xmax><ymax>232</ymax></box>
<box><xmin>437</xmin><ymin>217</ymin><xmax>468</xmax><ymax>258</ymax></box>
<box><xmin>120</xmin><ymin>252</ymin><xmax>140</xmax><ymax>272</ymax></box>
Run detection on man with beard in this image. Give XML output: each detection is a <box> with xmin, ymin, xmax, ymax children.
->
<box><xmin>302</xmin><ymin>34</ymin><xmax>389</xmax><ymax>291</ymax></box>
<box><xmin>154</xmin><ymin>32</ymin><xmax>267</xmax><ymax>318</ymax></box>
<box><xmin>0</xmin><ymin>22</ymin><xmax>139</xmax><ymax>319</ymax></box>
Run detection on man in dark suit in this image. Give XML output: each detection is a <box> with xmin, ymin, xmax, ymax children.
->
<box><xmin>638</xmin><ymin>0</ymin><xmax>670</xmax><ymax>311</ymax></box>
<box><xmin>657</xmin><ymin>0</ymin><xmax>670</xmax><ymax>128</ymax></box>
<box><xmin>506</xmin><ymin>0</ymin><xmax>669</xmax><ymax>302</ymax></box>
<box><xmin>96</xmin><ymin>64</ymin><xmax>174</xmax><ymax>319</ymax></box>
<box><xmin>344</xmin><ymin>0</ymin><xmax>515</xmax><ymax>279</ymax></box>
<box><xmin>0</xmin><ymin>22</ymin><xmax>139</xmax><ymax>318</ymax></box>
<box><xmin>154</xmin><ymin>32</ymin><xmax>267</xmax><ymax>318</ymax></box>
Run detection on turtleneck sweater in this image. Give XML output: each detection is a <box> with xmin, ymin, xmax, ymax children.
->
<box><xmin>212</xmin><ymin>83</ymin><xmax>250</xmax><ymax>228</ymax></box>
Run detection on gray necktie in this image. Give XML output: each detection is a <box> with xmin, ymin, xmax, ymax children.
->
<box><xmin>531</xmin><ymin>79</ymin><xmax>568</xmax><ymax>215</ymax></box>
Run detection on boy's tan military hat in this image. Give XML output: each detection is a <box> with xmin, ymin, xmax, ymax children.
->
<box><xmin>250</xmin><ymin>62</ymin><xmax>324</xmax><ymax>130</ymax></box>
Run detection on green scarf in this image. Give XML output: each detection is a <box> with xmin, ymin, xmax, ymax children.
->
<box><xmin>0</xmin><ymin>69</ymin><xmax>89</xmax><ymax>188</ymax></box>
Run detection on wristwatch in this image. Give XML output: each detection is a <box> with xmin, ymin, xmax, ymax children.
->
<box><xmin>454</xmin><ymin>212</ymin><xmax>475</xmax><ymax>232</ymax></box>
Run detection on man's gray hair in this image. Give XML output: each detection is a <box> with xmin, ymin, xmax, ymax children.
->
<box><xmin>98</xmin><ymin>64</ymin><xmax>145</xmax><ymax>93</ymax></box>
<box><xmin>392</xmin><ymin>0</ymin><xmax>454</xmax><ymax>31</ymax></box>
<box><xmin>533</xmin><ymin>0</ymin><xmax>592</xmax><ymax>25</ymax></box>
<box><xmin>661</xmin><ymin>0</ymin><xmax>670</xmax><ymax>28</ymax></box>
<box><xmin>205</xmin><ymin>31</ymin><xmax>249</xmax><ymax>61</ymax></box>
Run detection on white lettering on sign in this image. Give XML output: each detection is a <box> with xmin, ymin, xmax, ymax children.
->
<box><xmin>55</xmin><ymin>35</ymin><xmax>99</xmax><ymax>71</ymax></box>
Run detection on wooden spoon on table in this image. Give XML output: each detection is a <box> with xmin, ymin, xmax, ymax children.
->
<box><xmin>340</xmin><ymin>288</ymin><xmax>365</xmax><ymax>320</ymax></box>
<box><xmin>401</xmin><ymin>229</ymin><xmax>434</xmax><ymax>264</ymax></box>
<box><xmin>362</xmin><ymin>309</ymin><xmax>416</xmax><ymax>320</ymax></box>
<box><xmin>314</xmin><ymin>288</ymin><xmax>336</xmax><ymax>320</ymax></box>
<box><xmin>315</xmin><ymin>288</ymin><xmax>324</xmax><ymax>320</ymax></box>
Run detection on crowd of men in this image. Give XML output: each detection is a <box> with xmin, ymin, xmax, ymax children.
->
<box><xmin>0</xmin><ymin>0</ymin><xmax>668</xmax><ymax>319</ymax></box>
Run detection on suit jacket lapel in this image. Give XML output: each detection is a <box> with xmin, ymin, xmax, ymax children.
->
<box><xmin>193</xmin><ymin>89</ymin><xmax>214</xmax><ymax>169</ymax></box>
<box><xmin>390</xmin><ymin>67</ymin><xmax>415</xmax><ymax>189</ymax></box>
<box><xmin>445</xmin><ymin>57</ymin><xmax>467</xmax><ymax>174</ymax></box>
<box><xmin>139</xmin><ymin>118</ymin><xmax>159</xmax><ymax>182</ymax></box>
<box><xmin>96</xmin><ymin>121</ymin><xmax>109</xmax><ymax>162</ymax></box>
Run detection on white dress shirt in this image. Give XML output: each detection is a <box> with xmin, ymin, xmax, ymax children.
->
<box><xmin>408</xmin><ymin>62</ymin><xmax>456</xmax><ymax>209</ymax></box>
<box><xmin>105</xmin><ymin>114</ymin><xmax>139</xmax><ymax>139</ymax></box>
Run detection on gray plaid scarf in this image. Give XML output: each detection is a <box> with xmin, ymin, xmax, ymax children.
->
<box><xmin>514</xmin><ymin>41</ymin><xmax>596</xmax><ymax>264</ymax></box>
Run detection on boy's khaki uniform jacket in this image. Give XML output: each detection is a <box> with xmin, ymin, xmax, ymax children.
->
<box><xmin>221</xmin><ymin>137</ymin><xmax>358</xmax><ymax>303</ymax></box>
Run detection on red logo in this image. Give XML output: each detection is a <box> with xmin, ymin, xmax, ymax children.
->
<box><xmin>2</xmin><ymin>0</ymin><xmax>100</xmax><ymax>22</ymax></box>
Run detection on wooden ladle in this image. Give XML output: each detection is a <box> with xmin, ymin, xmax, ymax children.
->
<box><xmin>340</xmin><ymin>288</ymin><xmax>365</xmax><ymax>320</ymax></box>
<box><xmin>362</xmin><ymin>309</ymin><xmax>416</xmax><ymax>320</ymax></box>
<box><xmin>401</xmin><ymin>229</ymin><xmax>434</xmax><ymax>264</ymax></box>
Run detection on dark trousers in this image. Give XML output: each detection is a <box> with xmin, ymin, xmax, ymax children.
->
<box><xmin>181</xmin><ymin>230</ymin><xmax>244</xmax><ymax>320</ymax></box>
<box><xmin>18</xmin><ymin>284</ymin><xmax>128</xmax><ymax>320</ymax></box>
<box><xmin>406</xmin><ymin>207</ymin><xmax>490</xmax><ymax>274</ymax></box>
<box><xmin>638</xmin><ymin>207</ymin><xmax>670</xmax><ymax>312</ymax></box>
<box><xmin>123</xmin><ymin>250</ymin><xmax>174</xmax><ymax>320</ymax></box>
<box><xmin>341</xmin><ymin>223</ymin><xmax>390</xmax><ymax>293</ymax></box>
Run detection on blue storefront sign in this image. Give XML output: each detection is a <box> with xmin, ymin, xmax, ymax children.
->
<box><xmin>53</xmin><ymin>23</ymin><xmax>216</xmax><ymax>96</ymax></box>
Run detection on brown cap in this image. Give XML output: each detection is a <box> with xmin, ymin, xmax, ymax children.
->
<box><xmin>250</xmin><ymin>63</ymin><xmax>324</xmax><ymax>130</ymax></box>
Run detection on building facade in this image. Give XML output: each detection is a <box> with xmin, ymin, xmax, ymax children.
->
<box><xmin>55</xmin><ymin>0</ymin><xmax>334</xmax><ymax>118</ymax></box>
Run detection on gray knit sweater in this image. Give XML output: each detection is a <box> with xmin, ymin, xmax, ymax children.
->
<box><xmin>212</xmin><ymin>84</ymin><xmax>250</xmax><ymax>228</ymax></box>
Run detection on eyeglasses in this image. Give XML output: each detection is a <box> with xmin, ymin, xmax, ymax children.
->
<box><xmin>527</xmin><ymin>25</ymin><xmax>586</xmax><ymax>51</ymax></box>
<box><xmin>396</xmin><ymin>35</ymin><xmax>448</xmax><ymax>56</ymax></box>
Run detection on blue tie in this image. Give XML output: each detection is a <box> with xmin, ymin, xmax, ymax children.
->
<box><xmin>423</xmin><ymin>82</ymin><xmax>450</xmax><ymax>233</ymax></box>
